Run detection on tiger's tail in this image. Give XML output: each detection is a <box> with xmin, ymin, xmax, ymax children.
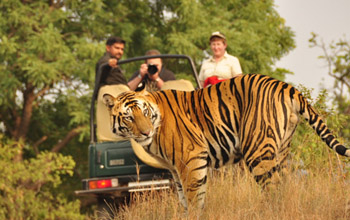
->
<box><xmin>293</xmin><ymin>87</ymin><xmax>350</xmax><ymax>157</ymax></box>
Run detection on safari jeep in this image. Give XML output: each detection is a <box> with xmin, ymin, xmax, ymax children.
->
<box><xmin>75</xmin><ymin>54</ymin><xmax>201</xmax><ymax>215</ymax></box>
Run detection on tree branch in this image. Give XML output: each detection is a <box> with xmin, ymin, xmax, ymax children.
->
<box><xmin>34</xmin><ymin>84</ymin><xmax>51</xmax><ymax>100</ymax></box>
<box><xmin>51</xmin><ymin>126</ymin><xmax>84</xmax><ymax>153</ymax></box>
<box><xmin>33</xmin><ymin>136</ymin><xmax>48</xmax><ymax>155</ymax></box>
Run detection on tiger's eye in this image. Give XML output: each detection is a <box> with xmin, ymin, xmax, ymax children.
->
<box><xmin>125</xmin><ymin>116</ymin><xmax>133</xmax><ymax>121</ymax></box>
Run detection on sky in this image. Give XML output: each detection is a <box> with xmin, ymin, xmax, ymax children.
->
<box><xmin>274</xmin><ymin>0</ymin><xmax>350</xmax><ymax>98</ymax></box>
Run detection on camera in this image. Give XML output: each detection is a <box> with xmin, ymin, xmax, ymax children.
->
<box><xmin>147</xmin><ymin>64</ymin><xmax>158</xmax><ymax>75</ymax></box>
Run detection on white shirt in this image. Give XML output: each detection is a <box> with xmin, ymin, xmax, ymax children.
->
<box><xmin>199</xmin><ymin>52</ymin><xmax>242</xmax><ymax>86</ymax></box>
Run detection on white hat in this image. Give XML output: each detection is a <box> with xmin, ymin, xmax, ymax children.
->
<box><xmin>210</xmin><ymin>31</ymin><xmax>226</xmax><ymax>41</ymax></box>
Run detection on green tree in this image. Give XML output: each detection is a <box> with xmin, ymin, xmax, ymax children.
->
<box><xmin>0</xmin><ymin>1</ymin><xmax>102</xmax><ymax>158</ymax></box>
<box><xmin>309</xmin><ymin>33</ymin><xmax>350</xmax><ymax>139</ymax></box>
<box><xmin>117</xmin><ymin>0</ymin><xmax>296</xmax><ymax>80</ymax></box>
<box><xmin>0</xmin><ymin>0</ymin><xmax>295</xmax><ymax>155</ymax></box>
<box><xmin>0</xmin><ymin>135</ymin><xmax>84</xmax><ymax>219</ymax></box>
<box><xmin>0</xmin><ymin>1</ymin><xmax>110</xmax><ymax>217</ymax></box>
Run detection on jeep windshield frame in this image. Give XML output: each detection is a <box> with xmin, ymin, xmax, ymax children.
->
<box><xmin>90</xmin><ymin>54</ymin><xmax>200</xmax><ymax>143</ymax></box>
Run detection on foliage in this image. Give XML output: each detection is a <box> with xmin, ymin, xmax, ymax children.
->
<box><xmin>0</xmin><ymin>0</ymin><xmax>98</xmax><ymax>152</ymax></box>
<box><xmin>0</xmin><ymin>1</ymin><xmax>295</xmax><ymax>156</ymax></box>
<box><xmin>118</xmin><ymin>0</ymin><xmax>296</xmax><ymax>80</ymax></box>
<box><xmin>0</xmin><ymin>0</ymin><xmax>295</xmax><ymax>149</ymax></box>
<box><xmin>309</xmin><ymin>34</ymin><xmax>350</xmax><ymax>140</ymax></box>
<box><xmin>0</xmin><ymin>135</ymin><xmax>84</xmax><ymax>220</ymax></box>
<box><xmin>290</xmin><ymin>86</ymin><xmax>350</xmax><ymax>172</ymax></box>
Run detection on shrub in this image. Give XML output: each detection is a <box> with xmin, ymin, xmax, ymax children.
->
<box><xmin>0</xmin><ymin>135</ymin><xmax>84</xmax><ymax>220</ymax></box>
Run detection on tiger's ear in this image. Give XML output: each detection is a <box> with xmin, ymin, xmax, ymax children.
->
<box><xmin>102</xmin><ymin>93</ymin><xmax>115</xmax><ymax>111</ymax></box>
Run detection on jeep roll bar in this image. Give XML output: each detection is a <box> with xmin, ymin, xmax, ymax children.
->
<box><xmin>90</xmin><ymin>54</ymin><xmax>200</xmax><ymax>143</ymax></box>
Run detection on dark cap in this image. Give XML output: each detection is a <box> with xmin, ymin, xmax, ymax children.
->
<box><xmin>209</xmin><ymin>31</ymin><xmax>226</xmax><ymax>41</ymax></box>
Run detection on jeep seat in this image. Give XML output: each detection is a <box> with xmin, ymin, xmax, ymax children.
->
<box><xmin>161</xmin><ymin>79</ymin><xmax>195</xmax><ymax>91</ymax></box>
<box><xmin>96</xmin><ymin>84</ymin><xmax>130</xmax><ymax>142</ymax></box>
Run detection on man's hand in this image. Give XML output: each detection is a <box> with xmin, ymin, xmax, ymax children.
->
<box><xmin>139</xmin><ymin>63</ymin><xmax>148</xmax><ymax>78</ymax></box>
<box><xmin>148</xmin><ymin>71</ymin><xmax>163</xmax><ymax>88</ymax></box>
<box><xmin>108</xmin><ymin>58</ymin><xmax>118</xmax><ymax>68</ymax></box>
<box><xmin>148</xmin><ymin>71</ymin><xmax>160</xmax><ymax>81</ymax></box>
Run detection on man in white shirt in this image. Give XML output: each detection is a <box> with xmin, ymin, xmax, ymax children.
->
<box><xmin>199</xmin><ymin>31</ymin><xmax>242</xmax><ymax>87</ymax></box>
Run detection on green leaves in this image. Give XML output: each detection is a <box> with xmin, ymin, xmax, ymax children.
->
<box><xmin>309</xmin><ymin>34</ymin><xmax>350</xmax><ymax>141</ymax></box>
<box><xmin>291</xmin><ymin>87</ymin><xmax>350</xmax><ymax>172</ymax></box>
<box><xmin>145</xmin><ymin>0</ymin><xmax>295</xmax><ymax>78</ymax></box>
<box><xmin>0</xmin><ymin>135</ymin><xmax>83</xmax><ymax>219</ymax></box>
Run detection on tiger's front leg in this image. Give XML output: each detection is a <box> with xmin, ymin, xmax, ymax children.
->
<box><xmin>176</xmin><ymin>150</ymin><xmax>209</xmax><ymax>210</ymax></box>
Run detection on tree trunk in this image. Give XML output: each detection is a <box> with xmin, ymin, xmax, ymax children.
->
<box><xmin>15</xmin><ymin>82</ymin><xmax>35</xmax><ymax>141</ymax></box>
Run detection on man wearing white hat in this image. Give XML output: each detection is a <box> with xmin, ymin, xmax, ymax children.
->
<box><xmin>199</xmin><ymin>31</ymin><xmax>242</xmax><ymax>87</ymax></box>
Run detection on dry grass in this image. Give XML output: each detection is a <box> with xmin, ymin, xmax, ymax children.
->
<box><xmin>96</xmin><ymin>164</ymin><xmax>350</xmax><ymax>220</ymax></box>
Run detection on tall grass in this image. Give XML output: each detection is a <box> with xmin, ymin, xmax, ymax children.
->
<box><xmin>96</xmin><ymin>162</ymin><xmax>350</xmax><ymax>220</ymax></box>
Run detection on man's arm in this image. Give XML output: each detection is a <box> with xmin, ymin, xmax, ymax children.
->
<box><xmin>128</xmin><ymin>71</ymin><xmax>144</xmax><ymax>91</ymax></box>
<box><xmin>128</xmin><ymin>63</ymin><xmax>150</xmax><ymax>90</ymax></box>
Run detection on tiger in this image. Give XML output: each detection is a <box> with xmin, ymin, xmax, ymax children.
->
<box><xmin>102</xmin><ymin>73</ymin><xmax>350</xmax><ymax>210</ymax></box>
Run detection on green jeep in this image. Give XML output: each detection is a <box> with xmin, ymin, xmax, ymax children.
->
<box><xmin>75</xmin><ymin>54</ymin><xmax>201</xmax><ymax>215</ymax></box>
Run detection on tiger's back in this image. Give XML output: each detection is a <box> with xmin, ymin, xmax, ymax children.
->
<box><xmin>103</xmin><ymin>73</ymin><xmax>350</xmax><ymax>210</ymax></box>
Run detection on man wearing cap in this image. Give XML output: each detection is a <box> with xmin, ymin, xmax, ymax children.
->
<box><xmin>199</xmin><ymin>31</ymin><xmax>242</xmax><ymax>87</ymax></box>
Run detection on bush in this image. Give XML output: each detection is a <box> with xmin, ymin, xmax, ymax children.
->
<box><xmin>0</xmin><ymin>135</ymin><xmax>85</xmax><ymax>220</ymax></box>
<box><xmin>290</xmin><ymin>86</ymin><xmax>350</xmax><ymax>173</ymax></box>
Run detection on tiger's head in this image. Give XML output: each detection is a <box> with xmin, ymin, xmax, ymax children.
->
<box><xmin>102</xmin><ymin>91</ymin><xmax>161</xmax><ymax>146</ymax></box>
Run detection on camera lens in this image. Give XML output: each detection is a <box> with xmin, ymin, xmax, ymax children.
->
<box><xmin>147</xmin><ymin>64</ymin><xmax>158</xmax><ymax>75</ymax></box>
